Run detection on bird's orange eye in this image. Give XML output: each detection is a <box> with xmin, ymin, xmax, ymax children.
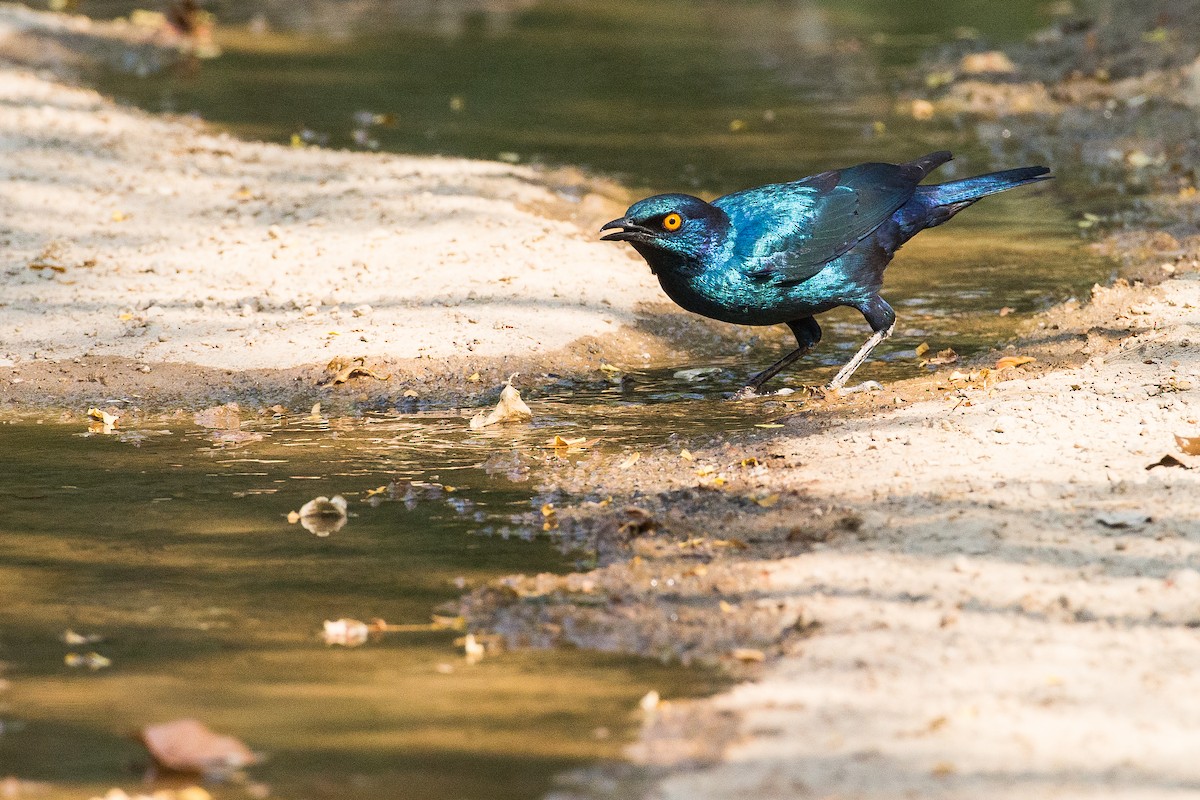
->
<box><xmin>662</xmin><ymin>213</ymin><xmax>683</xmax><ymax>232</ymax></box>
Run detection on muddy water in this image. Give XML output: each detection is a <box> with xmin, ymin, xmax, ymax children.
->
<box><xmin>0</xmin><ymin>406</ymin><xmax>736</xmax><ymax>799</ymax></box>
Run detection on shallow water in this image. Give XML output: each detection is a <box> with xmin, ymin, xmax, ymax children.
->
<box><xmin>6</xmin><ymin>1</ymin><xmax>1117</xmax><ymax>797</ymax></box>
<box><xmin>0</xmin><ymin>407</ymin><xmax>735</xmax><ymax>799</ymax></box>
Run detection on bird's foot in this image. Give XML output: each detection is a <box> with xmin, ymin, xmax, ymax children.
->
<box><xmin>827</xmin><ymin>380</ymin><xmax>883</xmax><ymax>396</ymax></box>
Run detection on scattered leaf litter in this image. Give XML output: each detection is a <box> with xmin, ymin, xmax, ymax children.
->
<box><xmin>469</xmin><ymin>377</ymin><xmax>532</xmax><ymax>429</ymax></box>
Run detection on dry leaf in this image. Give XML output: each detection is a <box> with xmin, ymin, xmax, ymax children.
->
<box><xmin>87</xmin><ymin>407</ymin><xmax>119</xmax><ymax>433</ymax></box>
<box><xmin>922</xmin><ymin>348</ymin><xmax>959</xmax><ymax>366</ymax></box>
<box><xmin>548</xmin><ymin>435</ymin><xmax>597</xmax><ymax>451</ymax></box>
<box><xmin>914</xmin><ymin>342</ymin><xmax>930</xmax><ymax>357</ymax></box>
<box><xmin>996</xmin><ymin>355</ymin><xmax>1036</xmax><ymax>370</ymax></box>
<box><xmin>618</xmin><ymin>452</ymin><xmax>641</xmax><ymax>469</ymax></box>
<box><xmin>62</xmin><ymin>630</ymin><xmax>102</xmax><ymax>645</ymax></box>
<box><xmin>463</xmin><ymin>633</ymin><xmax>485</xmax><ymax>664</ymax></box>
<box><xmin>321</xmin><ymin>365</ymin><xmax>389</xmax><ymax>388</ymax></box>
<box><xmin>293</xmin><ymin>495</ymin><xmax>348</xmax><ymax>537</ymax></box>
<box><xmin>323</xmin><ymin>618</ymin><xmax>370</xmax><ymax>646</ymax></box>
<box><xmin>469</xmin><ymin>380</ymin><xmax>532</xmax><ymax>429</ymax></box>
<box><xmin>1096</xmin><ymin>511</ymin><xmax>1151</xmax><ymax>529</ymax></box>
<box><xmin>754</xmin><ymin>494</ymin><xmax>781</xmax><ymax>508</ymax></box>
<box><xmin>731</xmin><ymin>648</ymin><xmax>766</xmax><ymax>663</ymax></box>
<box><xmin>193</xmin><ymin>403</ymin><xmax>241</xmax><ymax>431</ymax></box>
<box><xmin>1146</xmin><ymin>454</ymin><xmax>1190</xmax><ymax>470</ymax></box>
<box><xmin>679</xmin><ymin>448</ymin><xmax>694</xmax><ymax>461</ymax></box>
<box><xmin>64</xmin><ymin>652</ymin><xmax>111</xmax><ymax>670</ymax></box>
<box><xmin>1176</xmin><ymin>434</ymin><xmax>1200</xmax><ymax>456</ymax></box>
<box><xmin>140</xmin><ymin>719</ymin><xmax>257</xmax><ymax>774</ymax></box>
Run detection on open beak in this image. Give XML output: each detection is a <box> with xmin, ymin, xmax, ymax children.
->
<box><xmin>600</xmin><ymin>217</ymin><xmax>653</xmax><ymax>242</ymax></box>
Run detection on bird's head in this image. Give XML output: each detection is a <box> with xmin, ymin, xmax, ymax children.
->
<box><xmin>600</xmin><ymin>193</ymin><xmax>729</xmax><ymax>275</ymax></box>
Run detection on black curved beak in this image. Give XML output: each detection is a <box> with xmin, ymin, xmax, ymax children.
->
<box><xmin>600</xmin><ymin>217</ymin><xmax>652</xmax><ymax>242</ymax></box>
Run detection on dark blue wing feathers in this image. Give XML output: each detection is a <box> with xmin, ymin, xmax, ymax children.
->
<box><xmin>714</xmin><ymin>152</ymin><xmax>954</xmax><ymax>285</ymax></box>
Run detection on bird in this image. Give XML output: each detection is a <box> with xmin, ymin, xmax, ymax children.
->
<box><xmin>600</xmin><ymin>151</ymin><xmax>1051</xmax><ymax>396</ymax></box>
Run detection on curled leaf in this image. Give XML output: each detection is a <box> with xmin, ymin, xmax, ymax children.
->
<box><xmin>996</xmin><ymin>355</ymin><xmax>1036</xmax><ymax>370</ymax></box>
<box><xmin>470</xmin><ymin>380</ymin><xmax>532</xmax><ymax>429</ymax></box>
<box><xmin>292</xmin><ymin>495</ymin><xmax>348</xmax><ymax>536</ymax></box>
<box><xmin>87</xmin><ymin>407</ymin><xmax>119</xmax><ymax>432</ymax></box>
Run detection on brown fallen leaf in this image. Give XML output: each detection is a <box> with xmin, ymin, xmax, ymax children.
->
<box><xmin>140</xmin><ymin>719</ymin><xmax>257</xmax><ymax>774</ymax></box>
<box><xmin>922</xmin><ymin>348</ymin><xmax>959</xmax><ymax>366</ymax></box>
<box><xmin>547</xmin><ymin>435</ymin><xmax>599</xmax><ymax>451</ymax></box>
<box><xmin>996</xmin><ymin>355</ymin><xmax>1036</xmax><ymax>370</ymax></box>
<box><xmin>914</xmin><ymin>342</ymin><xmax>930</xmax><ymax>357</ymax></box>
<box><xmin>731</xmin><ymin>648</ymin><xmax>766</xmax><ymax>663</ymax></box>
<box><xmin>469</xmin><ymin>379</ymin><xmax>532</xmax><ymax>429</ymax></box>
<box><xmin>1146</xmin><ymin>454</ymin><xmax>1191</xmax><ymax>470</ymax></box>
<box><xmin>193</xmin><ymin>402</ymin><xmax>241</xmax><ymax>431</ymax></box>
<box><xmin>1176</xmin><ymin>434</ymin><xmax>1200</xmax><ymax>456</ymax></box>
<box><xmin>321</xmin><ymin>365</ymin><xmax>389</xmax><ymax>388</ymax></box>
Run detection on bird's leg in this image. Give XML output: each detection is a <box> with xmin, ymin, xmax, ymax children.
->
<box><xmin>736</xmin><ymin>317</ymin><xmax>821</xmax><ymax>398</ymax></box>
<box><xmin>826</xmin><ymin>296</ymin><xmax>896</xmax><ymax>393</ymax></box>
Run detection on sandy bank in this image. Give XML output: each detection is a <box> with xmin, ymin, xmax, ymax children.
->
<box><xmin>0</xmin><ymin>13</ymin><xmax>709</xmax><ymax>409</ymax></box>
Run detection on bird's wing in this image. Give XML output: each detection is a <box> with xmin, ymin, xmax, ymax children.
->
<box><xmin>714</xmin><ymin>163</ymin><xmax>925</xmax><ymax>284</ymax></box>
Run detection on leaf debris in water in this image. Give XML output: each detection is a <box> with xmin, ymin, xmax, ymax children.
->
<box><xmin>64</xmin><ymin>652</ymin><xmax>111</xmax><ymax>670</ymax></box>
<box><xmin>87</xmin><ymin>407</ymin><xmax>119</xmax><ymax>433</ymax></box>
<box><xmin>290</xmin><ymin>495</ymin><xmax>348</xmax><ymax>536</ymax></box>
<box><xmin>140</xmin><ymin>719</ymin><xmax>257</xmax><ymax>774</ymax></box>
<box><xmin>193</xmin><ymin>402</ymin><xmax>241</xmax><ymax>431</ymax></box>
<box><xmin>470</xmin><ymin>378</ymin><xmax>532</xmax><ymax>429</ymax></box>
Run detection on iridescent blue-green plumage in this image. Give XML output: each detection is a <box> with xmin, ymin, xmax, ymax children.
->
<box><xmin>601</xmin><ymin>151</ymin><xmax>1051</xmax><ymax>392</ymax></box>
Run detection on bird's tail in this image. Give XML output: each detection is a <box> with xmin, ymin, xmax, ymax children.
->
<box><xmin>919</xmin><ymin>165</ymin><xmax>1052</xmax><ymax>206</ymax></box>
